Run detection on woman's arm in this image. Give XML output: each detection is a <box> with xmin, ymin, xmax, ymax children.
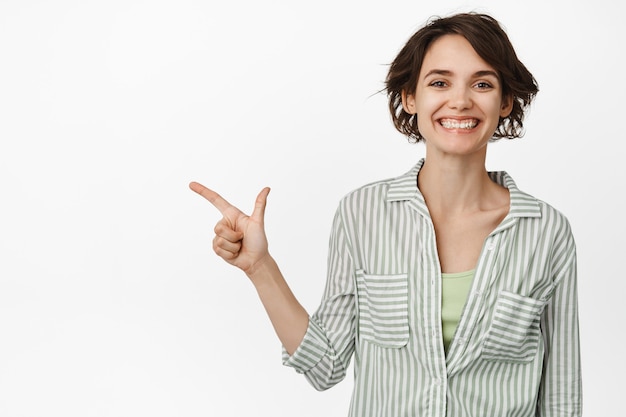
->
<box><xmin>537</xmin><ymin>224</ymin><xmax>582</xmax><ymax>417</ymax></box>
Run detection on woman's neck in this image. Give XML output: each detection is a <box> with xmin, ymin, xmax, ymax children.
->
<box><xmin>417</xmin><ymin>153</ymin><xmax>506</xmax><ymax>216</ymax></box>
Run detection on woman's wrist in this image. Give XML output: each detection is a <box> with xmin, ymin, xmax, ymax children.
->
<box><xmin>245</xmin><ymin>253</ymin><xmax>279</xmax><ymax>286</ymax></box>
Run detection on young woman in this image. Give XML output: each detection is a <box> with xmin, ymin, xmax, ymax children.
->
<box><xmin>190</xmin><ymin>12</ymin><xmax>581</xmax><ymax>417</ymax></box>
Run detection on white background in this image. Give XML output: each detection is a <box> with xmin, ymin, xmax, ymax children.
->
<box><xmin>0</xmin><ymin>0</ymin><xmax>622</xmax><ymax>416</ymax></box>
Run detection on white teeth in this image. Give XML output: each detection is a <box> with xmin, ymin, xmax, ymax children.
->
<box><xmin>440</xmin><ymin>119</ymin><xmax>477</xmax><ymax>129</ymax></box>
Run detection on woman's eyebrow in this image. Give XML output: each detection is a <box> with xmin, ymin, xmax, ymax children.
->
<box><xmin>474</xmin><ymin>70</ymin><xmax>499</xmax><ymax>79</ymax></box>
<box><xmin>423</xmin><ymin>69</ymin><xmax>452</xmax><ymax>78</ymax></box>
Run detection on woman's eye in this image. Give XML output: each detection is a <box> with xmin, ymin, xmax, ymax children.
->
<box><xmin>430</xmin><ymin>80</ymin><xmax>446</xmax><ymax>88</ymax></box>
<box><xmin>475</xmin><ymin>81</ymin><xmax>493</xmax><ymax>89</ymax></box>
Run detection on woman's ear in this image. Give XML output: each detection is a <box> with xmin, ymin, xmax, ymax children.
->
<box><xmin>500</xmin><ymin>95</ymin><xmax>514</xmax><ymax>118</ymax></box>
<box><xmin>401</xmin><ymin>90</ymin><xmax>417</xmax><ymax>115</ymax></box>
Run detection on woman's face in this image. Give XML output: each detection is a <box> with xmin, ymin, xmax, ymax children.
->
<box><xmin>403</xmin><ymin>34</ymin><xmax>512</xmax><ymax>158</ymax></box>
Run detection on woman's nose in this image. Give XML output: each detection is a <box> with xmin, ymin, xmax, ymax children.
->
<box><xmin>447</xmin><ymin>86</ymin><xmax>472</xmax><ymax>110</ymax></box>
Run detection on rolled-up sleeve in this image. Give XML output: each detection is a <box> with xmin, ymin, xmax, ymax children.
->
<box><xmin>282</xmin><ymin>205</ymin><xmax>357</xmax><ymax>391</ymax></box>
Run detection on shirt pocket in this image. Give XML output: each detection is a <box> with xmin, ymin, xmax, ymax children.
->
<box><xmin>355</xmin><ymin>270</ymin><xmax>409</xmax><ymax>348</ymax></box>
<box><xmin>481</xmin><ymin>290</ymin><xmax>547</xmax><ymax>363</ymax></box>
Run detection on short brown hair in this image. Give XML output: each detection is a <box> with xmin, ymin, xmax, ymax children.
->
<box><xmin>386</xmin><ymin>13</ymin><xmax>538</xmax><ymax>142</ymax></box>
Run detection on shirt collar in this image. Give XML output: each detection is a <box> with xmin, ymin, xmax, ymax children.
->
<box><xmin>385</xmin><ymin>158</ymin><xmax>542</xmax><ymax>219</ymax></box>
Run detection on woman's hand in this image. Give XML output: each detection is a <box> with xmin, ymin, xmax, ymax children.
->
<box><xmin>189</xmin><ymin>181</ymin><xmax>309</xmax><ymax>353</ymax></box>
<box><xmin>189</xmin><ymin>182</ymin><xmax>271</xmax><ymax>277</ymax></box>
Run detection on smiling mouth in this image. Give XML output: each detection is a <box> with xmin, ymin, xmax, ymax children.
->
<box><xmin>439</xmin><ymin>118</ymin><xmax>478</xmax><ymax>129</ymax></box>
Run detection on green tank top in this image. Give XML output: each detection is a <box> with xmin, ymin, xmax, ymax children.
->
<box><xmin>441</xmin><ymin>269</ymin><xmax>475</xmax><ymax>354</ymax></box>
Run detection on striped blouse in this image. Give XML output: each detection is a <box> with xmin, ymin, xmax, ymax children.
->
<box><xmin>282</xmin><ymin>159</ymin><xmax>581</xmax><ymax>417</ymax></box>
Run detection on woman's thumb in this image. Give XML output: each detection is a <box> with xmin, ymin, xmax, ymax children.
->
<box><xmin>251</xmin><ymin>187</ymin><xmax>270</xmax><ymax>222</ymax></box>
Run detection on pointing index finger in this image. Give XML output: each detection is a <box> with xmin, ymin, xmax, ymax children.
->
<box><xmin>189</xmin><ymin>181</ymin><xmax>232</xmax><ymax>213</ymax></box>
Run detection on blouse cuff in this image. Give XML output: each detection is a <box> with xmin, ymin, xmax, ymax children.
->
<box><xmin>281</xmin><ymin>318</ymin><xmax>329</xmax><ymax>374</ymax></box>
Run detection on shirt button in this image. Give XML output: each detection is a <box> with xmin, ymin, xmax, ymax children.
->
<box><xmin>457</xmin><ymin>337</ymin><xmax>466</xmax><ymax>344</ymax></box>
<box><xmin>433</xmin><ymin>378</ymin><xmax>443</xmax><ymax>386</ymax></box>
